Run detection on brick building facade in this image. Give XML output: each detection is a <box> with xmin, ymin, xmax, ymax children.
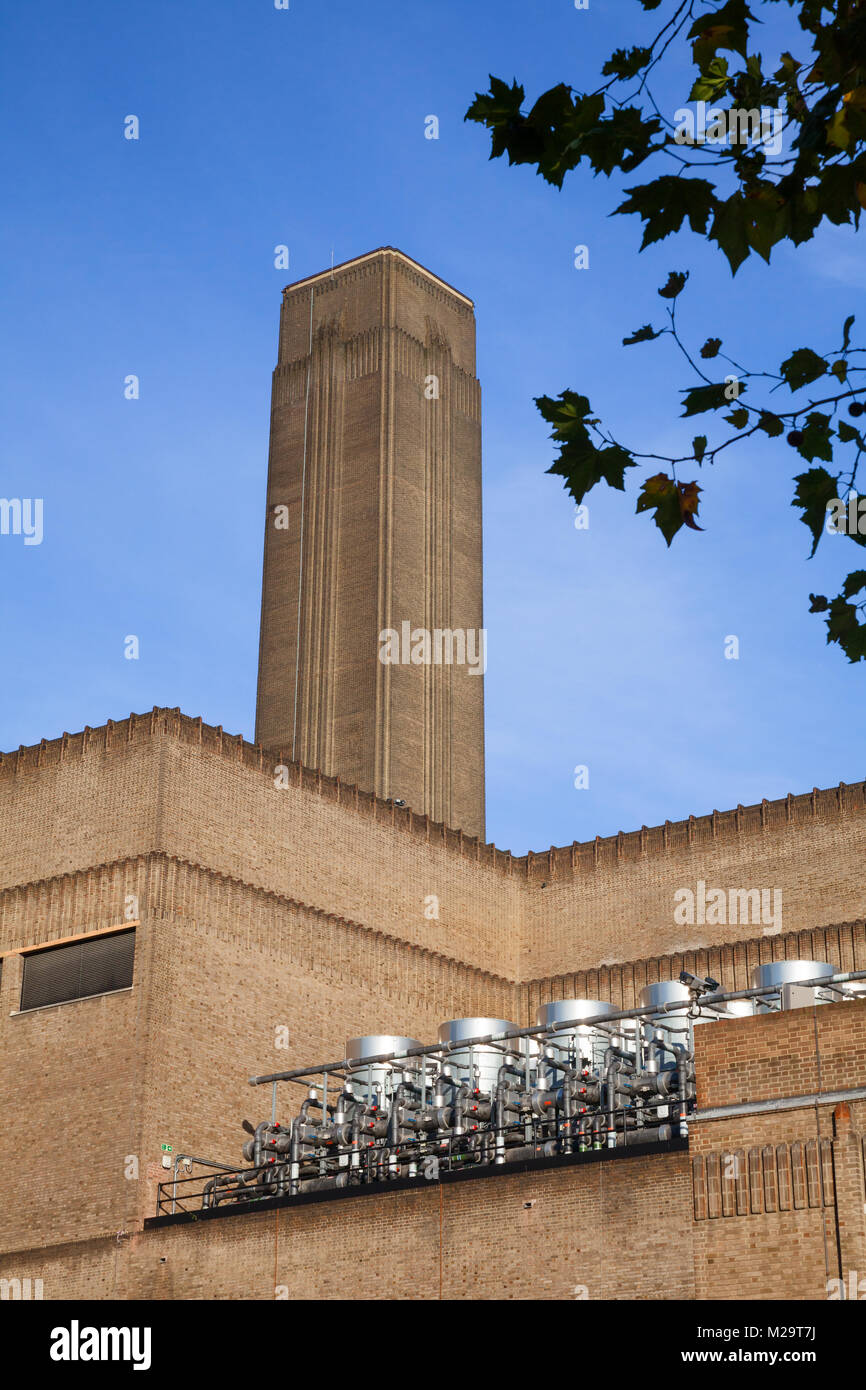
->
<box><xmin>0</xmin><ymin>253</ymin><xmax>863</xmax><ymax>1301</ymax></box>
<box><xmin>0</xmin><ymin>713</ymin><xmax>864</xmax><ymax>1299</ymax></box>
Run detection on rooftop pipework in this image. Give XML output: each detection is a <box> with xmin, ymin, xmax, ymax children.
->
<box><xmin>159</xmin><ymin>964</ymin><xmax>866</xmax><ymax>1217</ymax></box>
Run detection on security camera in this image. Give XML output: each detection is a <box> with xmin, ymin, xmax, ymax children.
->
<box><xmin>679</xmin><ymin>970</ymin><xmax>720</xmax><ymax>994</ymax></box>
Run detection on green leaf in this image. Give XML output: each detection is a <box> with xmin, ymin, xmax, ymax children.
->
<box><xmin>601</xmin><ymin>47</ymin><xmax>652</xmax><ymax>80</ymax></box>
<box><xmin>465</xmin><ymin>80</ymin><xmax>616</xmax><ymax>188</ymax></box>
<box><xmin>709</xmin><ymin>192</ymin><xmax>751</xmax><ymax>273</ymax></box>
<box><xmin>780</xmin><ymin>347</ymin><xmax>827</xmax><ymax>391</ymax></box>
<box><xmin>817</xmin><ymin>164</ymin><xmax>864</xmax><ymax>230</ymax></box>
<box><xmin>826</xmin><ymin>109</ymin><xmax>850</xmax><ymax>151</ymax></box>
<box><xmin>792</xmin><ymin>466</ymin><xmax>839</xmax><ymax>556</ymax></box>
<box><xmin>693</xmin><ymin>435</ymin><xmax>708</xmax><ymax>462</ymax></box>
<box><xmin>711</xmin><ymin>181</ymin><xmax>797</xmax><ymax>269</ymax></box>
<box><xmin>757</xmin><ymin>411</ymin><xmax>784</xmax><ymax>437</ymax></box>
<box><xmin>689</xmin><ymin>57</ymin><xmax>730</xmax><ymax>102</ymax></box>
<box><xmin>842</xmin><ymin>315</ymin><xmax>855</xmax><ymax>351</ymax></box>
<box><xmin>831</xmin><ymin>360</ymin><xmax>848</xmax><ymax>383</ymax></box>
<box><xmin>548</xmin><ymin>442</ymin><xmax>635</xmax><ymax>505</ymax></box>
<box><xmin>681</xmin><ymin>381</ymin><xmax>746</xmax><ymax>417</ymax></box>
<box><xmin>573</xmin><ymin>105</ymin><xmax>663</xmax><ymax>178</ymax></box>
<box><xmin>658</xmin><ymin>270</ymin><xmax>689</xmax><ymax>299</ymax></box>
<box><xmin>798</xmin><ymin>412</ymin><xmax>834</xmax><ymax>463</ymax></box>
<box><xmin>688</xmin><ymin>0</ymin><xmax>756</xmax><ymax>67</ymax></box>
<box><xmin>843</xmin><ymin>570</ymin><xmax>866</xmax><ymax>599</ymax></box>
<box><xmin>465</xmin><ymin>77</ymin><xmax>529</xmax><ymax>160</ymax></box>
<box><xmin>838</xmin><ymin>495</ymin><xmax>866</xmax><ymax>549</ymax></box>
<box><xmin>725</xmin><ymin>408</ymin><xmax>750</xmax><ymax>428</ymax></box>
<box><xmin>700</xmin><ymin>337</ymin><xmax>722</xmax><ymax>358</ymax></box>
<box><xmin>775</xmin><ymin>52</ymin><xmax>801</xmax><ymax>80</ymax></box>
<box><xmin>622</xmin><ymin>324</ymin><xmax>662</xmax><ymax>345</ymax></box>
<box><xmin>838</xmin><ymin>420</ymin><xmax>863</xmax><ymax>445</ymax></box>
<box><xmin>537</xmin><ymin>390</ymin><xmax>636</xmax><ymax>505</ymax></box>
<box><xmin>777</xmin><ymin>186</ymin><xmax>824</xmax><ymax>249</ymax></box>
<box><xmin>824</xmin><ymin>578</ymin><xmax>866</xmax><ymax>662</ymax></box>
<box><xmin>536</xmin><ymin>389</ymin><xmax>593</xmax><ymax>440</ymax></box>
<box><xmin>468</xmin><ymin>82</ymin><xmax>664</xmax><ymax>189</ymax></box>
<box><xmin>615</xmin><ymin>177</ymin><xmax>717</xmax><ymax>249</ymax></box>
<box><xmin>636</xmin><ymin>473</ymin><xmax>703</xmax><ymax>546</ymax></box>
<box><xmin>679</xmin><ymin>480</ymin><xmax>703</xmax><ymax>531</ymax></box>
<box><xmin>743</xmin><ymin>187</ymin><xmax>789</xmax><ymax>264</ymax></box>
<box><xmin>528</xmin><ymin>87</ymin><xmax>606</xmax><ymax>186</ymax></box>
<box><xmin>636</xmin><ymin>474</ymin><xmax>683</xmax><ymax>546</ymax></box>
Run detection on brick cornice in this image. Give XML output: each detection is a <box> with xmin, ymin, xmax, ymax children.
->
<box><xmin>281</xmin><ymin>246</ymin><xmax>474</xmax><ymax>310</ymax></box>
<box><xmin>2</xmin><ymin>708</ymin><xmax>864</xmax><ymax>884</ymax></box>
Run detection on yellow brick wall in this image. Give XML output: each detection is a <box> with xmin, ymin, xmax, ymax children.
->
<box><xmin>2</xmin><ymin>713</ymin><xmax>865</xmax><ymax>1299</ymax></box>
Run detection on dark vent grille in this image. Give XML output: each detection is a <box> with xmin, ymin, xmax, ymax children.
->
<box><xmin>20</xmin><ymin>929</ymin><xmax>135</xmax><ymax>1011</ymax></box>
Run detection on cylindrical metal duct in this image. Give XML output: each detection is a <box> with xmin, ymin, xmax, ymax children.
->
<box><xmin>344</xmin><ymin>1035</ymin><xmax>422</xmax><ymax>1099</ymax></box>
<box><xmin>750</xmin><ymin>960</ymin><xmax>834</xmax><ymax>989</ymax></box>
<box><xmin>437</xmin><ymin>1018</ymin><xmax>526</xmax><ymax>1091</ymax></box>
<box><xmin>640</xmin><ymin>981</ymin><xmax>692</xmax><ymax>1034</ymax></box>
<box><xmin>640</xmin><ymin>981</ymin><xmax>692</xmax><ymax>1012</ymax></box>
<box><xmin>751</xmin><ymin>960</ymin><xmax>834</xmax><ymax>1012</ymax></box>
<box><xmin>536</xmin><ymin>999</ymin><xmax>615</xmax><ymax>1071</ymax></box>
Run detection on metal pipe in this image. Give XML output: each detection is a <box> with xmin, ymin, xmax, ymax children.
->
<box><xmin>692</xmin><ymin>1081</ymin><xmax>866</xmax><ymax>1122</ymax></box>
<box><xmin>249</xmin><ymin>969</ymin><xmax>866</xmax><ymax>1087</ymax></box>
<box><xmin>170</xmin><ymin>964</ymin><xmax>866</xmax><ymax>1217</ymax></box>
<box><xmin>170</xmin><ymin>1154</ymin><xmax>238</xmax><ymax>1215</ymax></box>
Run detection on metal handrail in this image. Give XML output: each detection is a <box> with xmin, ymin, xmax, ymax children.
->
<box><xmin>155</xmin><ymin>1104</ymin><xmax>687</xmax><ymax>1216</ymax></box>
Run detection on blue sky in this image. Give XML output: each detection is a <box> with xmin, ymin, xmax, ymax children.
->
<box><xmin>1</xmin><ymin>0</ymin><xmax>863</xmax><ymax>854</ymax></box>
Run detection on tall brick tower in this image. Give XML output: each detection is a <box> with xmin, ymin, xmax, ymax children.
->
<box><xmin>255</xmin><ymin>248</ymin><xmax>485</xmax><ymax>839</ymax></box>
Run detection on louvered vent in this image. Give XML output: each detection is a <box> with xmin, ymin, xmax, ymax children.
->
<box><xmin>20</xmin><ymin>929</ymin><xmax>135</xmax><ymax>1011</ymax></box>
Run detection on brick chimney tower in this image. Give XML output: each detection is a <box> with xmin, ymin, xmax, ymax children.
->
<box><xmin>255</xmin><ymin>248</ymin><xmax>485</xmax><ymax>839</ymax></box>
